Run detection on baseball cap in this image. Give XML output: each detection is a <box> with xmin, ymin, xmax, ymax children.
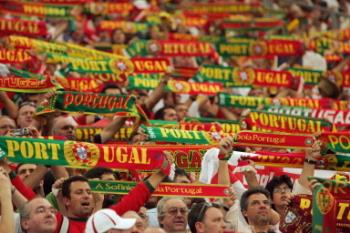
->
<box><xmin>85</xmin><ymin>209</ymin><xmax>136</xmax><ymax>233</ymax></box>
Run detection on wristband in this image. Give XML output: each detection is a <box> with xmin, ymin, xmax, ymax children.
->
<box><xmin>144</xmin><ymin>179</ymin><xmax>155</xmax><ymax>193</ymax></box>
<box><xmin>8</xmin><ymin>171</ymin><xmax>17</xmax><ymax>180</ymax></box>
<box><xmin>304</xmin><ymin>158</ymin><xmax>317</xmax><ymax>165</ymax></box>
<box><xmin>218</xmin><ymin>153</ymin><xmax>230</xmax><ymax>161</ymax></box>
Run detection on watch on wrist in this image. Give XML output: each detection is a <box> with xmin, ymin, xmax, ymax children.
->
<box><xmin>304</xmin><ymin>158</ymin><xmax>317</xmax><ymax>165</ymax></box>
<box><xmin>8</xmin><ymin>171</ymin><xmax>17</xmax><ymax>180</ymax></box>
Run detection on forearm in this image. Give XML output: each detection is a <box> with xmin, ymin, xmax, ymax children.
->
<box><xmin>51</xmin><ymin>166</ymin><xmax>69</xmax><ymax>179</ymax></box>
<box><xmin>0</xmin><ymin>193</ymin><xmax>15</xmax><ymax>232</ymax></box>
<box><xmin>218</xmin><ymin>161</ymin><xmax>230</xmax><ymax>185</ymax></box>
<box><xmin>299</xmin><ymin>162</ymin><xmax>315</xmax><ymax>189</ymax></box>
<box><xmin>0</xmin><ymin>93</ymin><xmax>18</xmax><ymax>118</ymax></box>
<box><xmin>100</xmin><ymin>117</ymin><xmax>126</xmax><ymax>143</ymax></box>
<box><xmin>144</xmin><ymin>82</ymin><xmax>167</xmax><ymax>109</ymax></box>
<box><xmin>244</xmin><ymin>171</ymin><xmax>259</xmax><ymax>189</ymax></box>
<box><xmin>147</xmin><ymin>171</ymin><xmax>166</xmax><ymax>189</ymax></box>
<box><xmin>12</xmin><ymin>188</ymin><xmax>28</xmax><ymax>209</ymax></box>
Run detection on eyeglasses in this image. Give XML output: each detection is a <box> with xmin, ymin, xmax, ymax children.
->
<box><xmin>165</xmin><ymin>207</ymin><xmax>188</xmax><ymax>216</ymax></box>
<box><xmin>273</xmin><ymin>187</ymin><xmax>291</xmax><ymax>194</ymax></box>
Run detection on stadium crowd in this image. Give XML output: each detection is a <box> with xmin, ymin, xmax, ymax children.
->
<box><xmin>0</xmin><ymin>0</ymin><xmax>350</xmax><ymax>233</ymax></box>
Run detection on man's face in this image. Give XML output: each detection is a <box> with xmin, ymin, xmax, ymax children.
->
<box><xmin>21</xmin><ymin>198</ymin><xmax>57</xmax><ymax>233</ymax></box>
<box><xmin>175</xmin><ymin>104</ymin><xmax>188</xmax><ymax>121</ymax></box>
<box><xmin>18</xmin><ymin>164</ymin><xmax>37</xmax><ymax>180</ymax></box>
<box><xmin>272</xmin><ymin>183</ymin><xmax>292</xmax><ymax>207</ymax></box>
<box><xmin>243</xmin><ymin>193</ymin><xmax>271</xmax><ymax>225</ymax></box>
<box><xmin>197</xmin><ymin>207</ymin><xmax>225</xmax><ymax>233</ymax></box>
<box><xmin>0</xmin><ymin>117</ymin><xmax>16</xmax><ymax>135</ymax></box>
<box><xmin>17</xmin><ymin>105</ymin><xmax>36</xmax><ymax>128</ymax></box>
<box><xmin>160</xmin><ymin>199</ymin><xmax>188</xmax><ymax>232</ymax></box>
<box><xmin>163</xmin><ymin>108</ymin><xmax>178</xmax><ymax>121</ymax></box>
<box><xmin>64</xmin><ymin>181</ymin><xmax>94</xmax><ymax>218</ymax></box>
<box><xmin>52</xmin><ymin>117</ymin><xmax>76</xmax><ymax>140</ymax></box>
<box><xmin>101</xmin><ymin>173</ymin><xmax>116</xmax><ymax>181</ymax></box>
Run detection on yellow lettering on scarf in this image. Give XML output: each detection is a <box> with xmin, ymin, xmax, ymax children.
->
<box><xmin>255</xmin><ymin>71</ymin><xmax>289</xmax><ymax>85</ymax></box>
<box><xmin>103</xmin><ymin>146</ymin><xmax>150</xmax><ymax>164</ymax></box>
<box><xmin>5</xmin><ymin>140</ymin><xmax>60</xmax><ymax>160</ymax></box>
<box><xmin>328</xmin><ymin>135</ymin><xmax>350</xmax><ymax>150</ymax></box>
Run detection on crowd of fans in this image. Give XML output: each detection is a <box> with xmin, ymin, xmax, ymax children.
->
<box><xmin>0</xmin><ymin>0</ymin><xmax>350</xmax><ymax>233</ymax></box>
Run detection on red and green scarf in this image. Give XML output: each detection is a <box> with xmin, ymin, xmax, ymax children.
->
<box><xmin>35</xmin><ymin>91</ymin><xmax>139</xmax><ymax>117</ymax></box>
<box><xmin>0</xmin><ymin>18</ymin><xmax>47</xmax><ymax>37</ymax></box>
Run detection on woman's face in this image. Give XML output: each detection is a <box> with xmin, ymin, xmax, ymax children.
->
<box><xmin>272</xmin><ymin>183</ymin><xmax>292</xmax><ymax>208</ymax></box>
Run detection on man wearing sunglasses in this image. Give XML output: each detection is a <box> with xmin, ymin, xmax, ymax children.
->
<box><xmin>188</xmin><ymin>202</ymin><xmax>226</xmax><ymax>233</ymax></box>
<box><xmin>157</xmin><ymin>197</ymin><xmax>188</xmax><ymax>233</ymax></box>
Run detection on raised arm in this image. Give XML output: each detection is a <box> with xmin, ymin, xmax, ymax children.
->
<box><xmin>0</xmin><ymin>170</ymin><xmax>15</xmax><ymax>233</ymax></box>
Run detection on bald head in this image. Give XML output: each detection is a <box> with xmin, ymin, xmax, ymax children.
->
<box><xmin>123</xmin><ymin>211</ymin><xmax>146</xmax><ymax>233</ymax></box>
<box><xmin>51</xmin><ymin>115</ymin><xmax>77</xmax><ymax>140</ymax></box>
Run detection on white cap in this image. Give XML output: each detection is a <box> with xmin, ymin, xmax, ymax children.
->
<box><xmin>85</xmin><ymin>209</ymin><xmax>136</xmax><ymax>233</ymax></box>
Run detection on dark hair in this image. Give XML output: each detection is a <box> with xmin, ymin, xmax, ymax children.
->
<box><xmin>154</xmin><ymin>106</ymin><xmax>175</xmax><ymax>120</ymax></box>
<box><xmin>318</xmin><ymin>78</ymin><xmax>340</xmax><ymax>99</ymax></box>
<box><xmin>188</xmin><ymin>202</ymin><xmax>220</xmax><ymax>233</ymax></box>
<box><xmin>240</xmin><ymin>187</ymin><xmax>271</xmax><ymax>211</ymax></box>
<box><xmin>84</xmin><ymin>167</ymin><xmax>115</xmax><ymax>179</ymax></box>
<box><xmin>265</xmin><ymin>175</ymin><xmax>293</xmax><ymax>199</ymax></box>
<box><xmin>61</xmin><ymin>176</ymin><xmax>89</xmax><ymax>198</ymax></box>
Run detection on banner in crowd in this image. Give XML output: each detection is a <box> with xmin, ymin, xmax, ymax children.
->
<box><xmin>86</xmin><ymin>2</ymin><xmax>134</xmax><ymax>15</ymax></box>
<box><xmin>321</xmin><ymin>132</ymin><xmax>350</xmax><ymax>154</ymax></box>
<box><xmin>99</xmin><ymin>20</ymin><xmax>150</xmax><ymax>33</ymax></box>
<box><xmin>217</xmin><ymin>39</ymin><xmax>304</xmax><ymax>57</ymax></box>
<box><xmin>0</xmin><ymin>137</ymin><xmax>166</xmax><ymax>170</ymax></box>
<box><xmin>244</xmin><ymin>110</ymin><xmax>333</xmax><ymax>134</ymax></box>
<box><xmin>89</xmin><ymin>180</ymin><xmax>230</xmax><ymax>198</ymax></box>
<box><xmin>8</xmin><ymin>36</ymin><xmax>132</xmax><ymax>62</ymax></box>
<box><xmin>221</xmin><ymin>17</ymin><xmax>284</xmax><ymax>31</ymax></box>
<box><xmin>184</xmin><ymin>117</ymin><xmax>242</xmax><ymax>134</ymax></box>
<box><xmin>197</xmin><ymin>65</ymin><xmax>297</xmax><ymax>88</ymax></box>
<box><xmin>0</xmin><ymin>49</ymin><xmax>33</xmax><ymax>64</ymax></box>
<box><xmin>75</xmin><ymin>126</ymin><xmax>134</xmax><ymax>142</ymax></box>
<box><xmin>0</xmin><ymin>18</ymin><xmax>47</xmax><ymax>37</ymax></box>
<box><xmin>55</xmin><ymin>77</ymin><xmax>104</xmax><ymax>93</ymax></box>
<box><xmin>46</xmin><ymin>53</ymin><xmax>134</xmax><ymax>76</ymax></box>
<box><xmin>218</xmin><ymin>93</ymin><xmax>337</xmax><ymax>109</ymax></box>
<box><xmin>128</xmin><ymin>76</ymin><xmax>223</xmax><ymax>95</ymax></box>
<box><xmin>126</xmin><ymin>40</ymin><xmax>215</xmax><ymax>58</ymax></box>
<box><xmin>35</xmin><ymin>91</ymin><xmax>139</xmax><ymax>117</ymax></box>
<box><xmin>234</xmin><ymin>131</ymin><xmax>315</xmax><ymax>149</ymax></box>
<box><xmin>1</xmin><ymin>1</ymin><xmax>74</xmax><ymax>18</ymax></box>
<box><xmin>132</xmin><ymin>57</ymin><xmax>170</xmax><ymax>74</ymax></box>
<box><xmin>311</xmin><ymin>177</ymin><xmax>350</xmax><ymax>233</ymax></box>
<box><xmin>233</xmin><ymin>150</ymin><xmax>350</xmax><ymax>171</ymax></box>
<box><xmin>265</xmin><ymin>106</ymin><xmax>350</xmax><ymax>127</ymax></box>
<box><xmin>182</xmin><ymin>2</ymin><xmax>261</xmax><ymax>14</ymax></box>
<box><xmin>0</xmin><ymin>137</ymin><xmax>214</xmax><ymax>171</ymax></box>
<box><xmin>0</xmin><ymin>76</ymin><xmax>56</xmax><ymax>93</ymax></box>
<box><xmin>288</xmin><ymin>67</ymin><xmax>323</xmax><ymax>86</ymax></box>
<box><xmin>141</xmin><ymin>125</ymin><xmax>216</xmax><ymax>144</ymax></box>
